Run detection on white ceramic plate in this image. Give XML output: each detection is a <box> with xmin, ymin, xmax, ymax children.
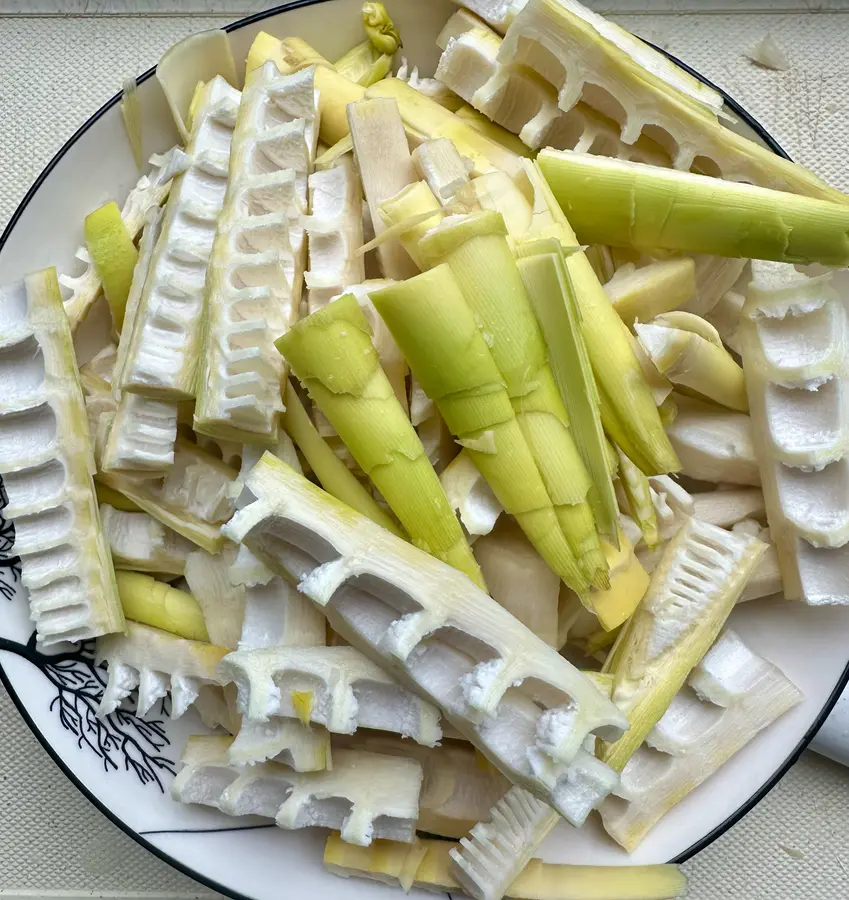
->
<box><xmin>0</xmin><ymin>2</ymin><xmax>847</xmax><ymax>898</ymax></box>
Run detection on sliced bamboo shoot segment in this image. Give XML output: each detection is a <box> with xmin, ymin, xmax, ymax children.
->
<box><xmin>237</xmin><ymin>565</ymin><xmax>327</xmax><ymax>651</ymax></box>
<box><xmin>665</xmin><ymin>405</ymin><xmax>761</xmax><ymax>486</ymax></box>
<box><xmin>691</xmin><ymin>489</ymin><xmax>765</xmax><ymax>529</ymax></box>
<box><xmin>96</xmin><ymin>621</ymin><xmax>227</xmax><ymax>719</ymax></box>
<box><xmin>61</xmin><ymin>148</ymin><xmax>187</xmax><ymax>332</ymax></box>
<box><xmin>635</xmin><ymin>320</ymin><xmax>748</xmax><ymax>413</ymax></box>
<box><xmin>334</xmin><ymin>731</ymin><xmax>510</xmax><ymax>839</ymax></box>
<box><xmin>617</xmin><ymin>447</ymin><xmax>659</xmax><ymax>550</ymax></box>
<box><xmin>365</xmin><ymin>77</ymin><xmax>525</xmax><ymax>180</ymax></box>
<box><xmin>219</xmin><ymin>644</ymin><xmax>443</xmax><ymax>747</ymax></box>
<box><xmin>451</xmin><ymin>785</ymin><xmax>560</xmax><ymax>900</ymax></box>
<box><xmin>195</xmin><ymin>65</ymin><xmax>318</xmax><ymax>443</ymax></box>
<box><xmin>223</xmin><ymin>454</ymin><xmax>627</xmax><ymax>824</ymax></box>
<box><xmin>173</xmin><ymin>734</ymin><xmax>422</xmax><ymax>845</ymax></box>
<box><xmin>474</xmin><ymin>517</ymin><xmax>560</xmax><ymax>646</ymax></box>
<box><xmin>101</xmin><ymin>392</ymin><xmax>179</xmax><ymax>474</ymax></box>
<box><xmin>741</xmin><ymin>262</ymin><xmax>849</xmax><ymax>602</ymax></box>
<box><xmin>183</xmin><ymin>547</ymin><xmax>246</xmax><ymax>650</ymax></box>
<box><xmin>117</xmin><ymin>77</ymin><xmax>240</xmax><ymax>403</ymax></box>
<box><xmin>600</xmin><ymin>630</ymin><xmax>802</xmax><ymax>851</ymax></box>
<box><xmin>538</xmin><ymin>151</ymin><xmax>849</xmax><ymax>265</ymax></box>
<box><xmin>324</xmin><ymin>833</ymin><xmax>689</xmax><ymax>898</ymax></box>
<box><xmin>436</xmin><ymin>11</ymin><xmax>671</xmax><ymax>163</ymax></box>
<box><xmin>599</xmin><ymin>518</ymin><xmax>766</xmax><ymax>771</ymax></box>
<box><xmin>378</xmin><ymin>181</ymin><xmax>444</xmax><ymax>271</ymax></box>
<box><xmin>685</xmin><ymin>256</ymin><xmax>749</xmax><ymax>318</ymax></box>
<box><xmin>412</xmin><ymin>138</ymin><xmax>473</xmax><ymax>205</ymax></box>
<box><xmin>606</xmin><ymin>259</ymin><xmax>696</xmax><ymax>327</ymax></box>
<box><xmin>0</xmin><ymin>269</ymin><xmax>124</xmax><ymax>644</ymax></box>
<box><xmin>97</xmin><ymin>438</ymin><xmax>239</xmax><ymax>554</ymax></box>
<box><xmin>504</xmin><ymin>1</ymin><xmax>845</xmax><ymax>200</ymax></box>
<box><xmin>705</xmin><ymin>289</ymin><xmax>745</xmax><ymax>354</ymax></box>
<box><xmin>116</xmin><ymin>569</ymin><xmax>208</xmax><ymax>641</ymax></box>
<box><xmin>227</xmin><ymin>718</ymin><xmax>330</xmax><ymax>771</ymax></box>
<box><xmin>276</xmin><ymin>294</ymin><xmax>483</xmax><ymax>587</ymax></box>
<box><xmin>441</xmin><ymin>450</ymin><xmax>503</xmax><ymax>540</ymax></box>
<box><xmin>101</xmin><ymin>504</ymin><xmax>194</xmax><ymax>575</ymax></box>
<box><xmin>304</xmin><ymin>155</ymin><xmax>364</xmax><ymax>314</ymax></box>
<box><xmin>348</xmin><ymin>97</ymin><xmax>419</xmax><ymax>280</ymax></box>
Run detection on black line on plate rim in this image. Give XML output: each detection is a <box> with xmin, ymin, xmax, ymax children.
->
<box><xmin>0</xmin><ymin>10</ymin><xmax>842</xmax><ymax>900</ymax></box>
<box><xmin>140</xmin><ymin>824</ymin><xmax>276</xmax><ymax>836</ymax></box>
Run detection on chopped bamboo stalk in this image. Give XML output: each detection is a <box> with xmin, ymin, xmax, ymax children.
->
<box><xmin>521</xmin><ymin>160</ymin><xmax>678</xmax><ymax>475</ymax></box>
<box><xmin>348</xmin><ymin>98</ymin><xmax>420</xmax><ymax>280</ymax></box>
<box><xmin>538</xmin><ymin>150</ymin><xmax>849</xmax><ymax>265</ymax></box>
<box><xmin>324</xmin><ymin>834</ymin><xmax>689</xmax><ymax>898</ymax></box>
<box><xmin>97</xmin><ymin>438</ymin><xmax>238</xmax><ymax>554</ymax></box>
<box><xmin>616</xmin><ymin>447</ymin><xmax>659</xmax><ymax>549</ymax></box>
<box><xmin>378</xmin><ymin>181</ymin><xmax>444</xmax><ymax>270</ymax></box>
<box><xmin>692</xmin><ymin>489</ymin><xmax>766</xmax><ymax>529</ymax></box>
<box><xmin>96</xmin><ymin>482</ymin><xmax>142</xmax><ymax>512</ymax></box>
<box><xmin>635</xmin><ymin>320</ymin><xmax>749</xmax><ymax>412</ymax></box>
<box><xmin>472</xmin><ymin>170</ymin><xmax>532</xmax><ymax>242</ymax></box>
<box><xmin>117</xmin><ymin>77</ymin><xmax>240</xmax><ymax>402</ymax></box>
<box><xmin>276</xmin><ymin>295</ymin><xmax>484</xmax><ymax>587</ymax></box>
<box><xmin>419</xmin><ymin>212</ymin><xmax>607</xmax><ymax>589</ymax></box>
<box><xmin>115</xmin><ymin>570</ymin><xmax>209</xmax><ymax>641</ymax></box>
<box><xmin>666</xmin><ymin>404</ymin><xmax>760</xmax><ymax>486</ymax></box>
<box><xmin>101</xmin><ymin>504</ymin><xmax>194</xmax><ymax>576</ymax></box>
<box><xmin>474</xmin><ymin>517</ymin><xmax>559</xmax><ymax>645</ymax></box>
<box><xmin>516</xmin><ymin>239</ymin><xmax>619</xmax><ymax>545</ymax></box>
<box><xmin>304</xmin><ymin>155</ymin><xmax>365</xmax><ymax>314</ymax></box>
<box><xmin>194</xmin><ymin>64</ymin><xmax>318</xmax><ymax>443</ymax></box>
<box><xmin>606</xmin><ymin>258</ymin><xmax>696</xmax><ymax>326</ymax></box>
<box><xmin>366</xmin><ymin>77</ymin><xmax>525</xmax><ymax>179</ymax></box>
<box><xmin>280</xmin><ymin>380</ymin><xmax>403</xmax><ymax>536</ymax></box>
<box><xmin>412</xmin><ymin>138</ymin><xmax>473</xmax><ymax>206</ymax></box>
<box><xmin>0</xmin><ymin>268</ymin><xmax>124</xmax><ymax>645</ymax></box>
<box><xmin>599</xmin><ymin>517</ymin><xmax>766</xmax><ymax>771</ymax></box>
<box><xmin>450</xmin><ymin>786</ymin><xmax>560</xmax><ymax>900</ymax></box>
<box><xmin>371</xmin><ymin>265</ymin><xmax>589</xmax><ymax>593</ymax></box>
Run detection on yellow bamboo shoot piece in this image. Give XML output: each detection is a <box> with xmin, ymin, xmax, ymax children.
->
<box><xmin>606</xmin><ymin>258</ymin><xmax>697</xmax><ymax>326</ymax></box>
<box><xmin>116</xmin><ymin>570</ymin><xmax>209</xmax><ymax>642</ymax></box>
<box><xmin>635</xmin><ymin>320</ymin><xmax>749</xmax><ymax>412</ymax></box>
<box><xmin>324</xmin><ymin>834</ymin><xmax>688</xmax><ymax>899</ymax></box>
<box><xmin>84</xmin><ymin>201</ymin><xmax>138</xmax><ymax>332</ymax></box>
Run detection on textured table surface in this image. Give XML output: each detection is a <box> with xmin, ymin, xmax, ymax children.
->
<box><xmin>1</xmin><ymin>5</ymin><xmax>849</xmax><ymax>899</ymax></box>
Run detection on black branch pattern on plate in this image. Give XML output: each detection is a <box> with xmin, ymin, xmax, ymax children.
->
<box><xmin>0</xmin><ymin>476</ymin><xmax>176</xmax><ymax>791</ymax></box>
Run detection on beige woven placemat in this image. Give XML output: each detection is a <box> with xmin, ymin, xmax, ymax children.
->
<box><xmin>1</xmin><ymin>8</ymin><xmax>849</xmax><ymax>899</ymax></box>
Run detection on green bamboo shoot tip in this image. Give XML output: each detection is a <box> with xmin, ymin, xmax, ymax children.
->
<box><xmin>538</xmin><ymin>149</ymin><xmax>849</xmax><ymax>266</ymax></box>
<box><xmin>115</xmin><ymin>570</ymin><xmax>209</xmax><ymax>642</ymax></box>
<box><xmin>371</xmin><ymin>266</ymin><xmax>591</xmax><ymax>594</ymax></box>
<box><xmin>276</xmin><ymin>295</ymin><xmax>484</xmax><ymax>589</ymax></box>
<box><xmin>362</xmin><ymin>2</ymin><xmax>401</xmax><ymax>55</ymax></box>
<box><xmin>281</xmin><ymin>380</ymin><xmax>404</xmax><ymax>537</ymax></box>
